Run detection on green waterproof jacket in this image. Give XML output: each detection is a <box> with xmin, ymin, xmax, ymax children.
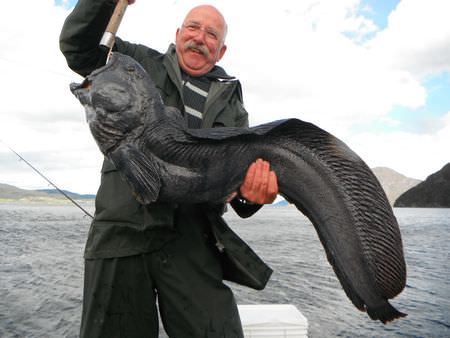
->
<box><xmin>59</xmin><ymin>0</ymin><xmax>272</xmax><ymax>290</ymax></box>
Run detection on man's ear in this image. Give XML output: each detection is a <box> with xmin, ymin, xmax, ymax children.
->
<box><xmin>217</xmin><ymin>44</ymin><xmax>227</xmax><ymax>62</ymax></box>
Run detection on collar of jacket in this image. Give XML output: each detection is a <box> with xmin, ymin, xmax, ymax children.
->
<box><xmin>162</xmin><ymin>44</ymin><xmax>242</xmax><ymax>128</ymax></box>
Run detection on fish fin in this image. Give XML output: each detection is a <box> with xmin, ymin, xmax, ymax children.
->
<box><xmin>367</xmin><ymin>301</ymin><xmax>407</xmax><ymax>324</ymax></box>
<box><xmin>109</xmin><ymin>144</ymin><xmax>161</xmax><ymax>204</ymax></box>
<box><xmin>185</xmin><ymin>119</ymin><xmax>292</xmax><ymax>140</ymax></box>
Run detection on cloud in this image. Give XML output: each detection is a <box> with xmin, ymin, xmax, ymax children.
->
<box><xmin>0</xmin><ymin>0</ymin><xmax>449</xmax><ymax>194</ymax></box>
<box><xmin>348</xmin><ymin>110</ymin><xmax>450</xmax><ymax>180</ymax></box>
<box><xmin>0</xmin><ymin>1</ymin><xmax>100</xmax><ymax>193</ymax></box>
<box><xmin>367</xmin><ymin>0</ymin><xmax>450</xmax><ymax>77</ymax></box>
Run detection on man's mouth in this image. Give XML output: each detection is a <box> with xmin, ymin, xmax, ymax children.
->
<box><xmin>184</xmin><ymin>42</ymin><xmax>209</xmax><ymax>57</ymax></box>
<box><xmin>189</xmin><ymin>47</ymin><xmax>203</xmax><ymax>55</ymax></box>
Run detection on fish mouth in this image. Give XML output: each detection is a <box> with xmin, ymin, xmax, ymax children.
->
<box><xmin>69</xmin><ymin>51</ymin><xmax>120</xmax><ymax>97</ymax></box>
<box><xmin>70</xmin><ymin>78</ymin><xmax>92</xmax><ymax>106</ymax></box>
<box><xmin>70</xmin><ymin>79</ymin><xmax>95</xmax><ymax>122</ymax></box>
<box><xmin>70</xmin><ymin>53</ymin><xmax>123</xmax><ymax>124</ymax></box>
<box><xmin>70</xmin><ymin>78</ymin><xmax>91</xmax><ymax>93</ymax></box>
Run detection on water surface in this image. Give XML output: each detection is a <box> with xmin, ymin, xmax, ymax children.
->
<box><xmin>0</xmin><ymin>203</ymin><xmax>449</xmax><ymax>337</ymax></box>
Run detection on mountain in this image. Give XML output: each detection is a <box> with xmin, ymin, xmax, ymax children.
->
<box><xmin>0</xmin><ymin>164</ymin><xmax>426</xmax><ymax>206</ymax></box>
<box><xmin>37</xmin><ymin>189</ymin><xmax>95</xmax><ymax>200</ymax></box>
<box><xmin>371</xmin><ymin>167</ymin><xmax>421</xmax><ymax>206</ymax></box>
<box><xmin>0</xmin><ymin>183</ymin><xmax>95</xmax><ymax>201</ymax></box>
<box><xmin>0</xmin><ymin>183</ymin><xmax>50</xmax><ymax>199</ymax></box>
<box><xmin>394</xmin><ymin>163</ymin><xmax>450</xmax><ymax>208</ymax></box>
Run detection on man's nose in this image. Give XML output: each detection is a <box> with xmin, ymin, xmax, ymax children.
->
<box><xmin>192</xmin><ymin>30</ymin><xmax>206</xmax><ymax>43</ymax></box>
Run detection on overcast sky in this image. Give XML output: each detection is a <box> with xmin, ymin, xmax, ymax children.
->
<box><xmin>1</xmin><ymin>0</ymin><xmax>449</xmax><ymax>194</ymax></box>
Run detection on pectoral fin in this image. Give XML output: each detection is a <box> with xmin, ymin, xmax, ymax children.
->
<box><xmin>109</xmin><ymin>144</ymin><xmax>161</xmax><ymax>204</ymax></box>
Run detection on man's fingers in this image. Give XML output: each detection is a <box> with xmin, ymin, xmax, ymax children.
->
<box><xmin>256</xmin><ymin>160</ymin><xmax>270</xmax><ymax>203</ymax></box>
<box><xmin>266</xmin><ymin>171</ymin><xmax>278</xmax><ymax>203</ymax></box>
<box><xmin>261</xmin><ymin>160</ymin><xmax>270</xmax><ymax>190</ymax></box>
<box><xmin>247</xmin><ymin>159</ymin><xmax>265</xmax><ymax>201</ymax></box>
<box><xmin>251</xmin><ymin>159</ymin><xmax>264</xmax><ymax>193</ymax></box>
<box><xmin>240</xmin><ymin>160</ymin><xmax>256</xmax><ymax>201</ymax></box>
<box><xmin>240</xmin><ymin>159</ymin><xmax>279</xmax><ymax>204</ymax></box>
<box><xmin>242</xmin><ymin>161</ymin><xmax>257</xmax><ymax>192</ymax></box>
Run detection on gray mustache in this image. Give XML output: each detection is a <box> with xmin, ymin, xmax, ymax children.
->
<box><xmin>184</xmin><ymin>41</ymin><xmax>209</xmax><ymax>57</ymax></box>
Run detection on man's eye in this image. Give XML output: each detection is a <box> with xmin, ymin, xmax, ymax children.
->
<box><xmin>206</xmin><ymin>30</ymin><xmax>218</xmax><ymax>40</ymax></box>
<box><xmin>187</xmin><ymin>24</ymin><xmax>199</xmax><ymax>31</ymax></box>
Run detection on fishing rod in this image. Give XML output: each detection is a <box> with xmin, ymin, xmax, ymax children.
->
<box><xmin>0</xmin><ymin>2</ymin><xmax>129</xmax><ymax>219</ymax></box>
<box><xmin>1</xmin><ymin>140</ymin><xmax>94</xmax><ymax>219</ymax></box>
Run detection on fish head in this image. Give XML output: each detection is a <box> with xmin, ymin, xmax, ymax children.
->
<box><xmin>70</xmin><ymin>53</ymin><xmax>162</xmax><ymax>153</ymax></box>
<box><xmin>70</xmin><ymin>80</ymin><xmax>96</xmax><ymax>123</ymax></box>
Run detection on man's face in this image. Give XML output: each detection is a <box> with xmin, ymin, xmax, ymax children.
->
<box><xmin>175</xmin><ymin>6</ymin><xmax>227</xmax><ymax>77</ymax></box>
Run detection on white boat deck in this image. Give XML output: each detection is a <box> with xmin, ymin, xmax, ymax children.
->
<box><xmin>238</xmin><ymin>304</ymin><xmax>308</xmax><ymax>337</ymax></box>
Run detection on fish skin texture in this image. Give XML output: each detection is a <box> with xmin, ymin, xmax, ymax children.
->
<box><xmin>71</xmin><ymin>53</ymin><xmax>407</xmax><ymax>323</ymax></box>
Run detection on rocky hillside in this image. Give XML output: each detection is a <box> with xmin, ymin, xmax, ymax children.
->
<box><xmin>0</xmin><ymin>165</ymin><xmax>426</xmax><ymax>206</ymax></box>
<box><xmin>0</xmin><ymin>183</ymin><xmax>94</xmax><ymax>202</ymax></box>
<box><xmin>372</xmin><ymin>167</ymin><xmax>421</xmax><ymax>206</ymax></box>
<box><xmin>394</xmin><ymin>163</ymin><xmax>450</xmax><ymax>208</ymax></box>
<box><xmin>0</xmin><ymin>183</ymin><xmax>50</xmax><ymax>200</ymax></box>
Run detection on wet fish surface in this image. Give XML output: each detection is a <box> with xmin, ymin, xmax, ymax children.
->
<box><xmin>71</xmin><ymin>52</ymin><xmax>407</xmax><ymax>323</ymax></box>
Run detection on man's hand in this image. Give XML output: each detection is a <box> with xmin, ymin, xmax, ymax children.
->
<box><xmin>238</xmin><ymin>158</ymin><xmax>278</xmax><ymax>204</ymax></box>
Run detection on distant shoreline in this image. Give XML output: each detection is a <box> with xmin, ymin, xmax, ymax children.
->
<box><xmin>0</xmin><ymin>197</ymin><xmax>94</xmax><ymax>205</ymax></box>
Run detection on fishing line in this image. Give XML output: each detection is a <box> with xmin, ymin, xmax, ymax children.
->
<box><xmin>1</xmin><ymin>140</ymin><xmax>94</xmax><ymax>219</ymax></box>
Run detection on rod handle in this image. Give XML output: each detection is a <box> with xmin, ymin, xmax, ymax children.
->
<box><xmin>100</xmin><ymin>0</ymin><xmax>128</xmax><ymax>49</ymax></box>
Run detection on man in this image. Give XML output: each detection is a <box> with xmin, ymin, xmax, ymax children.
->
<box><xmin>60</xmin><ymin>1</ymin><xmax>278</xmax><ymax>337</ymax></box>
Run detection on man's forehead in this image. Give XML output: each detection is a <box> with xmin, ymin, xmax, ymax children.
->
<box><xmin>183</xmin><ymin>6</ymin><xmax>225</xmax><ymax>29</ymax></box>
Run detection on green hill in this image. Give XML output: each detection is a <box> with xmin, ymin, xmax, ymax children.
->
<box><xmin>394</xmin><ymin>163</ymin><xmax>450</xmax><ymax>208</ymax></box>
<box><xmin>0</xmin><ymin>183</ymin><xmax>95</xmax><ymax>202</ymax></box>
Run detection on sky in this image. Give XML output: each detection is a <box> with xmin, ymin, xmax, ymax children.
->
<box><xmin>1</xmin><ymin>0</ymin><xmax>449</xmax><ymax>194</ymax></box>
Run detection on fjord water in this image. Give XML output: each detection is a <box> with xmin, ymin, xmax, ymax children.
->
<box><xmin>0</xmin><ymin>203</ymin><xmax>449</xmax><ymax>337</ymax></box>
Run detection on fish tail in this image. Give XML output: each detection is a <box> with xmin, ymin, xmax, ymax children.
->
<box><xmin>367</xmin><ymin>301</ymin><xmax>407</xmax><ymax>324</ymax></box>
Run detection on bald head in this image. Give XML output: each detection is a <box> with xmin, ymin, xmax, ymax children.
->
<box><xmin>175</xmin><ymin>5</ymin><xmax>228</xmax><ymax>76</ymax></box>
<box><xmin>182</xmin><ymin>5</ymin><xmax>228</xmax><ymax>42</ymax></box>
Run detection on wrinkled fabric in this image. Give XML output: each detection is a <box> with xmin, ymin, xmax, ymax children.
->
<box><xmin>60</xmin><ymin>0</ymin><xmax>272</xmax><ymax>336</ymax></box>
<box><xmin>81</xmin><ymin>206</ymin><xmax>244</xmax><ymax>338</ymax></box>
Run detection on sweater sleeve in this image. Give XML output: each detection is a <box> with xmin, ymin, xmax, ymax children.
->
<box><xmin>59</xmin><ymin>0</ymin><xmax>117</xmax><ymax>76</ymax></box>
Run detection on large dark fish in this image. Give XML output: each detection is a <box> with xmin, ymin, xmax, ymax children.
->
<box><xmin>70</xmin><ymin>52</ymin><xmax>407</xmax><ymax>323</ymax></box>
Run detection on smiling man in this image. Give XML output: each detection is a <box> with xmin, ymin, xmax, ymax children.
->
<box><xmin>60</xmin><ymin>1</ymin><xmax>277</xmax><ymax>337</ymax></box>
<box><xmin>176</xmin><ymin>5</ymin><xmax>228</xmax><ymax>76</ymax></box>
